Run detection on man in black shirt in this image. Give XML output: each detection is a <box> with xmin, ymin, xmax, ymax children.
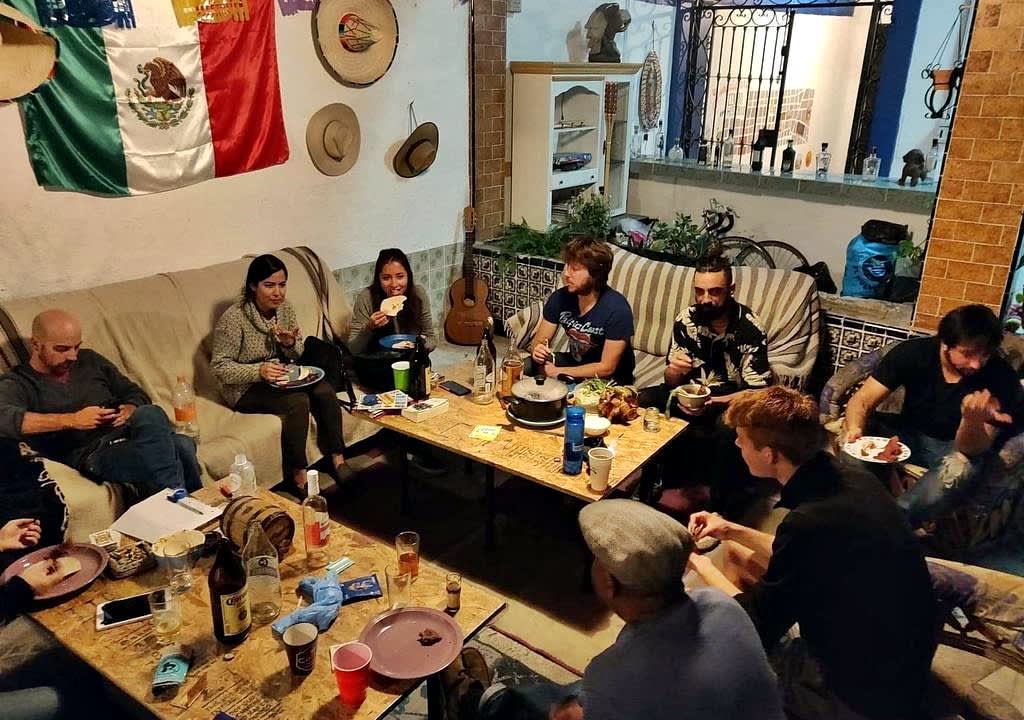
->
<box><xmin>649</xmin><ymin>256</ymin><xmax>772</xmax><ymax>516</ymax></box>
<box><xmin>845</xmin><ymin>305</ymin><xmax>1022</xmax><ymax>523</ymax></box>
<box><xmin>0</xmin><ymin>310</ymin><xmax>201</xmax><ymax>500</ymax></box>
<box><xmin>687</xmin><ymin>387</ymin><xmax>936</xmax><ymax>720</ymax></box>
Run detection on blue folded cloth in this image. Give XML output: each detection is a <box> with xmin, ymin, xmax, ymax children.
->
<box><xmin>271</xmin><ymin>571</ymin><xmax>344</xmax><ymax>635</ymax></box>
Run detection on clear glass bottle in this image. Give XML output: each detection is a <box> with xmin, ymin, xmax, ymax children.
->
<box><xmin>925</xmin><ymin>138</ymin><xmax>940</xmax><ymax>182</ymax></box>
<box><xmin>815</xmin><ymin>142</ymin><xmax>831</xmax><ymax>177</ymax></box>
<box><xmin>172</xmin><ymin>375</ymin><xmax>199</xmax><ymax>439</ymax></box>
<box><xmin>472</xmin><ymin>326</ymin><xmax>495</xmax><ymax>405</ymax></box>
<box><xmin>721</xmin><ymin>130</ymin><xmax>735</xmax><ymax>171</ymax></box>
<box><xmin>641</xmin><ymin>131</ymin><xmax>650</xmax><ymax>158</ymax></box>
<box><xmin>630</xmin><ymin>125</ymin><xmax>640</xmax><ymax>159</ymax></box>
<box><xmin>670</xmin><ymin>138</ymin><xmax>686</xmax><ymax>163</ymax></box>
<box><xmin>655</xmin><ymin>120</ymin><xmax>665</xmax><ymax>158</ymax></box>
<box><xmin>230</xmin><ymin>453</ymin><xmax>257</xmax><ymax>497</ymax></box>
<box><xmin>780</xmin><ymin>140</ymin><xmax>796</xmax><ymax>175</ymax></box>
<box><xmin>301</xmin><ymin>470</ymin><xmax>329</xmax><ymax>569</ymax></box>
<box><xmin>242</xmin><ymin>520</ymin><xmax>281</xmax><ymax>623</ymax></box>
<box><xmin>863</xmin><ymin>146</ymin><xmax>881</xmax><ymax>182</ymax></box>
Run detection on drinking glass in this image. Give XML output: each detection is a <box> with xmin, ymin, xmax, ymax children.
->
<box><xmin>445</xmin><ymin>572</ymin><xmax>462</xmax><ymax>614</ymax></box>
<box><xmin>163</xmin><ymin>540</ymin><xmax>193</xmax><ymax>595</ymax></box>
<box><xmin>148</xmin><ymin>588</ymin><xmax>182</xmax><ymax>645</ymax></box>
<box><xmin>395</xmin><ymin>531</ymin><xmax>420</xmax><ymax>581</ymax></box>
<box><xmin>385</xmin><ymin>564</ymin><xmax>411</xmax><ymax>609</ymax></box>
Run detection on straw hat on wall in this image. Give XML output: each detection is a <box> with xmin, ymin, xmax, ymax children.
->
<box><xmin>314</xmin><ymin>0</ymin><xmax>398</xmax><ymax>87</ymax></box>
<box><xmin>306</xmin><ymin>103</ymin><xmax>361</xmax><ymax>176</ymax></box>
<box><xmin>393</xmin><ymin>122</ymin><xmax>438</xmax><ymax>178</ymax></box>
<box><xmin>0</xmin><ymin>4</ymin><xmax>58</xmax><ymax>102</ymax></box>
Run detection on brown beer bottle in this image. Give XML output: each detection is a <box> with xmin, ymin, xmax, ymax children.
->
<box><xmin>209</xmin><ymin>537</ymin><xmax>251</xmax><ymax>645</ymax></box>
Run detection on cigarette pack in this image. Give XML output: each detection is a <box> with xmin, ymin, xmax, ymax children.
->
<box><xmin>340</xmin><ymin>575</ymin><xmax>383</xmax><ymax>604</ymax></box>
<box><xmin>401</xmin><ymin>398</ymin><xmax>449</xmax><ymax>423</ymax></box>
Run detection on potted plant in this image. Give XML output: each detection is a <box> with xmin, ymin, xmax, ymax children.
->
<box><xmin>895</xmin><ymin>237</ymin><xmax>926</xmax><ymax>279</ymax></box>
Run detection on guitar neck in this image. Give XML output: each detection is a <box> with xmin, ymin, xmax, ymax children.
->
<box><xmin>463</xmin><ymin>233</ymin><xmax>476</xmax><ymax>301</ymax></box>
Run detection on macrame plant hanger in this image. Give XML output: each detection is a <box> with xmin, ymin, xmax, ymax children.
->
<box><xmin>922</xmin><ymin>3</ymin><xmax>971</xmax><ymax>119</ymax></box>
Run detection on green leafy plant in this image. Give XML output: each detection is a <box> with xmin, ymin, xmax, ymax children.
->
<box><xmin>896</xmin><ymin>237</ymin><xmax>925</xmax><ymax>265</ymax></box>
<box><xmin>648</xmin><ymin>212</ymin><xmax>720</xmax><ymax>261</ymax></box>
<box><xmin>566</xmin><ymin>193</ymin><xmax>610</xmax><ymax>238</ymax></box>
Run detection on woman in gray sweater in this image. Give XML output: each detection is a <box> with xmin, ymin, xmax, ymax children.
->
<box><xmin>348</xmin><ymin>249</ymin><xmax>436</xmax><ymax>355</ymax></box>
<box><xmin>211</xmin><ymin>255</ymin><xmax>348</xmax><ymax>491</ymax></box>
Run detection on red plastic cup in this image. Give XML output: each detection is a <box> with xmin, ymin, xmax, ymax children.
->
<box><xmin>331</xmin><ymin>642</ymin><xmax>372</xmax><ymax>707</ymax></box>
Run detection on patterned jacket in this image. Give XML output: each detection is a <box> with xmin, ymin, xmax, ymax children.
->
<box><xmin>667</xmin><ymin>301</ymin><xmax>772</xmax><ymax>394</ymax></box>
<box><xmin>211</xmin><ymin>300</ymin><xmax>303</xmax><ymax>407</ymax></box>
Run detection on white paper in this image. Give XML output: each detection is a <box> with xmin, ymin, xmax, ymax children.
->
<box><xmin>111</xmin><ymin>490</ymin><xmax>223</xmax><ymax>543</ymax></box>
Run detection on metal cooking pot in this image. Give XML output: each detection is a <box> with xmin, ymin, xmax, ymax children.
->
<box><xmin>506</xmin><ymin>375</ymin><xmax>569</xmax><ymax>424</ymax></box>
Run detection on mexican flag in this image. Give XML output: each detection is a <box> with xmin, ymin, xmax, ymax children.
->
<box><xmin>8</xmin><ymin>0</ymin><xmax>289</xmax><ymax>195</ymax></box>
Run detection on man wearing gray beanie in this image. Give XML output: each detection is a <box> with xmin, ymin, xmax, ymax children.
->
<box><xmin>442</xmin><ymin>498</ymin><xmax>784</xmax><ymax>719</ymax></box>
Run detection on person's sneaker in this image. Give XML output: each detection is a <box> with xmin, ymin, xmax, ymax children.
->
<box><xmin>459</xmin><ymin>647</ymin><xmax>491</xmax><ymax>686</ymax></box>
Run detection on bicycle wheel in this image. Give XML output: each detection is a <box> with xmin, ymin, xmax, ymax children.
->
<box><xmin>719</xmin><ymin>236</ymin><xmax>775</xmax><ymax>269</ymax></box>
<box><xmin>757</xmin><ymin>240</ymin><xmax>810</xmax><ymax>271</ymax></box>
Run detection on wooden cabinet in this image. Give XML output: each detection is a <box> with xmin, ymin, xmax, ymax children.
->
<box><xmin>510</xmin><ymin>62</ymin><xmax>641</xmax><ymax>229</ymax></box>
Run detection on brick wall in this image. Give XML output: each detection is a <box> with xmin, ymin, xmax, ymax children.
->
<box><xmin>472</xmin><ymin>0</ymin><xmax>507</xmax><ymax>241</ymax></box>
<box><xmin>915</xmin><ymin>0</ymin><xmax>1024</xmax><ymax>332</ymax></box>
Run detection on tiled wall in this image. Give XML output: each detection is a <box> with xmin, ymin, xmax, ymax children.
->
<box><xmin>332</xmin><ymin>243</ymin><xmax>466</xmax><ymax>327</ymax></box>
<box><xmin>472</xmin><ymin>246</ymin><xmax>563</xmax><ymax>334</ymax></box>
<box><xmin>824</xmin><ymin>316</ymin><xmax>919</xmax><ymax>375</ymax></box>
<box><xmin>916</xmin><ymin>0</ymin><xmax>1024</xmax><ymax>332</ymax></box>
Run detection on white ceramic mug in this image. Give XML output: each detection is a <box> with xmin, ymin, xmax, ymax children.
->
<box><xmin>588</xmin><ymin>447</ymin><xmax>614</xmax><ymax>491</ymax></box>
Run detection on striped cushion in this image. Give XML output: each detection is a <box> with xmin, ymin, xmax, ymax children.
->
<box><xmin>507</xmin><ymin>245</ymin><xmax>821</xmax><ymax>390</ymax></box>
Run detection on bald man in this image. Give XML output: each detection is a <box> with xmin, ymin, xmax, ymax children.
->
<box><xmin>0</xmin><ymin>310</ymin><xmax>200</xmax><ymax>501</ymax></box>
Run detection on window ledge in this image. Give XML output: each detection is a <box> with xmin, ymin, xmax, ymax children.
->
<box><xmin>630</xmin><ymin>159</ymin><xmax>936</xmax><ymax>215</ymax></box>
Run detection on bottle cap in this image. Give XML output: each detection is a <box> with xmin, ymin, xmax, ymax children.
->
<box><xmin>567</xmin><ymin>406</ymin><xmax>585</xmax><ymax>420</ymax></box>
<box><xmin>234</xmin><ymin>453</ymin><xmax>247</xmax><ymax>465</ymax></box>
<box><xmin>306</xmin><ymin>470</ymin><xmax>320</xmax><ymax>496</ymax></box>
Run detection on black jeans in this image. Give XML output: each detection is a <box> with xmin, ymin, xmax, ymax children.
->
<box><xmin>235</xmin><ymin>381</ymin><xmax>345</xmax><ymax>475</ymax></box>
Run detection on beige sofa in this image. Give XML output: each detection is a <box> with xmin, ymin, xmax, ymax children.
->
<box><xmin>0</xmin><ymin>248</ymin><xmax>378</xmax><ymax>542</ymax></box>
<box><xmin>507</xmin><ymin>244</ymin><xmax>822</xmax><ymax>390</ymax></box>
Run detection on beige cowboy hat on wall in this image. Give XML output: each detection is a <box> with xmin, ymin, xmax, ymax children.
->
<box><xmin>306</xmin><ymin>103</ymin><xmax>361</xmax><ymax>176</ymax></box>
<box><xmin>394</xmin><ymin>122</ymin><xmax>438</xmax><ymax>178</ymax></box>
<box><xmin>315</xmin><ymin>0</ymin><xmax>398</xmax><ymax>87</ymax></box>
<box><xmin>0</xmin><ymin>4</ymin><xmax>58</xmax><ymax>102</ymax></box>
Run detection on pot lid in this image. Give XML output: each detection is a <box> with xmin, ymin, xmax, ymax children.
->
<box><xmin>511</xmin><ymin>375</ymin><xmax>568</xmax><ymax>403</ymax></box>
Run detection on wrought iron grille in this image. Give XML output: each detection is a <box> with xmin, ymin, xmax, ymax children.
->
<box><xmin>676</xmin><ymin>0</ymin><xmax>895</xmax><ymax>171</ymax></box>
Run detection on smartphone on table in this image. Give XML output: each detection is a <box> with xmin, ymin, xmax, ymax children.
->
<box><xmin>95</xmin><ymin>590</ymin><xmax>153</xmax><ymax>630</ymax></box>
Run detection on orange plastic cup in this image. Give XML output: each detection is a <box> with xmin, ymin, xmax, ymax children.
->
<box><xmin>331</xmin><ymin>642</ymin><xmax>372</xmax><ymax>707</ymax></box>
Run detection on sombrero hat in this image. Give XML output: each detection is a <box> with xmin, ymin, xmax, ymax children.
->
<box><xmin>0</xmin><ymin>4</ymin><xmax>58</xmax><ymax>102</ymax></box>
<box><xmin>315</xmin><ymin>0</ymin><xmax>398</xmax><ymax>87</ymax></box>
<box><xmin>394</xmin><ymin>122</ymin><xmax>438</xmax><ymax>178</ymax></box>
<box><xmin>306</xmin><ymin>103</ymin><xmax>361</xmax><ymax>176</ymax></box>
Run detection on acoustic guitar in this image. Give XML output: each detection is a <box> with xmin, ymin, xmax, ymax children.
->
<box><xmin>444</xmin><ymin>207</ymin><xmax>491</xmax><ymax>345</ymax></box>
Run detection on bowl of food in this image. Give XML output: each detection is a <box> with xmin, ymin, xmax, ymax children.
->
<box><xmin>674</xmin><ymin>383</ymin><xmax>711</xmax><ymax>412</ymax></box>
<box><xmin>572</xmin><ymin>379</ymin><xmax>610</xmax><ymax>412</ymax></box>
<box><xmin>584</xmin><ymin>414</ymin><xmax>611</xmax><ymax>437</ymax></box>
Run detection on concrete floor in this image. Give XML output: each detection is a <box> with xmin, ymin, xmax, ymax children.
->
<box><xmin>327</xmin><ymin>339</ymin><xmax>1024</xmax><ymax>718</ymax></box>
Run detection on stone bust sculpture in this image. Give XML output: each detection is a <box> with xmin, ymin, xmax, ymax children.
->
<box><xmin>585</xmin><ymin>3</ymin><xmax>631</xmax><ymax>63</ymax></box>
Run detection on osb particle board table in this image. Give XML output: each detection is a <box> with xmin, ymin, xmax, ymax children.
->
<box><xmin>357</xmin><ymin>362</ymin><xmax>688</xmax><ymax>547</ymax></box>
<box><xmin>27</xmin><ymin>488</ymin><xmax>505</xmax><ymax>720</ymax></box>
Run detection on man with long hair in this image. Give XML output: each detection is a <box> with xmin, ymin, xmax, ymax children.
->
<box><xmin>844</xmin><ymin>304</ymin><xmax>1022</xmax><ymax>524</ymax></box>
<box><xmin>687</xmin><ymin>387</ymin><xmax>936</xmax><ymax>720</ymax></box>
<box><xmin>529</xmin><ymin>236</ymin><xmax>635</xmax><ymax>384</ymax></box>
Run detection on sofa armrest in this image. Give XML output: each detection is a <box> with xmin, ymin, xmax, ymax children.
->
<box><xmin>504</xmin><ymin>301</ymin><xmax>545</xmax><ymax>351</ymax></box>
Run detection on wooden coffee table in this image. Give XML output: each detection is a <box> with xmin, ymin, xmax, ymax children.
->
<box><xmin>358</xmin><ymin>362</ymin><xmax>687</xmax><ymax>547</ymax></box>
<box><xmin>27</xmin><ymin>488</ymin><xmax>505</xmax><ymax>720</ymax></box>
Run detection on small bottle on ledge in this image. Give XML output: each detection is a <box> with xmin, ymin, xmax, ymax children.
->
<box><xmin>863</xmin><ymin>146</ymin><xmax>881</xmax><ymax>182</ymax></box>
<box><xmin>780</xmin><ymin>140</ymin><xmax>795</xmax><ymax>175</ymax></box>
<box><xmin>670</xmin><ymin>138</ymin><xmax>686</xmax><ymax>163</ymax></box>
<box><xmin>655</xmin><ymin>120</ymin><xmax>665</xmax><ymax>158</ymax></box>
<box><xmin>721</xmin><ymin>130</ymin><xmax>735</xmax><ymax>171</ymax></box>
<box><xmin>815</xmin><ymin>142</ymin><xmax>831</xmax><ymax>177</ymax></box>
<box><xmin>695</xmin><ymin>138</ymin><xmax>707</xmax><ymax>165</ymax></box>
<box><xmin>750</xmin><ymin>136</ymin><xmax>764</xmax><ymax>173</ymax></box>
<box><xmin>924</xmin><ymin>138</ymin><xmax>940</xmax><ymax>183</ymax></box>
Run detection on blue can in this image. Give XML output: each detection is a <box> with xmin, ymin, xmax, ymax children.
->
<box><xmin>563</xmin><ymin>406</ymin><xmax>586</xmax><ymax>475</ymax></box>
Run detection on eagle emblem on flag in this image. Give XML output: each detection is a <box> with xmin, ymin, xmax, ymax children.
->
<box><xmin>125</xmin><ymin>57</ymin><xmax>196</xmax><ymax>129</ymax></box>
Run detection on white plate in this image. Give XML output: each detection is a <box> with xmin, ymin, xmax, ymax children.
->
<box><xmin>842</xmin><ymin>436</ymin><xmax>911</xmax><ymax>464</ymax></box>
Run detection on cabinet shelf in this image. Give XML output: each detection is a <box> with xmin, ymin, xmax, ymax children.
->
<box><xmin>553</xmin><ymin>126</ymin><xmax>597</xmax><ymax>133</ymax></box>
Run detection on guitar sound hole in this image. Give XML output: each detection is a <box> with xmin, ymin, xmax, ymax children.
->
<box><xmin>462</xmin><ymin>298</ymin><xmax>476</xmax><ymax>308</ymax></box>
